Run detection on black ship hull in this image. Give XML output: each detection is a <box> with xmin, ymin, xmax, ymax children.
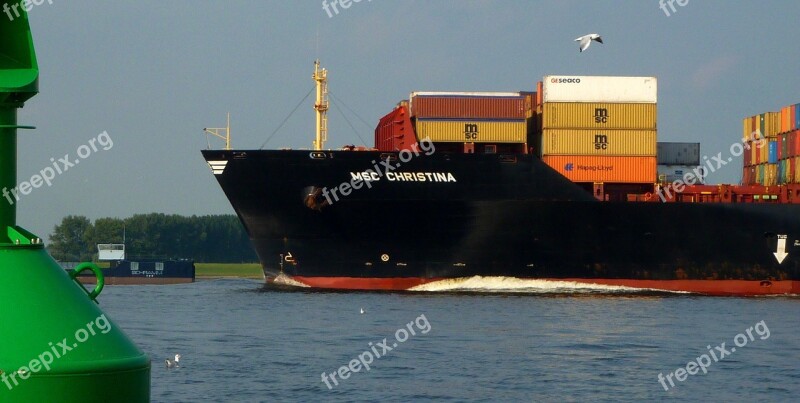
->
<box><xmin>203</xmin><ymin>149</ymin><xmax>800</xmax><ymax>295</ymax></box>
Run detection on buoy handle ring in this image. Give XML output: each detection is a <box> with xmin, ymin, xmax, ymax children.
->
<box><xmin>69</xmin><ymin>262</ymin><xmax>105</xmax><ymax>302</ymax></box>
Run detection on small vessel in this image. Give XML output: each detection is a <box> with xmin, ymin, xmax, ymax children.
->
<box><xmin>70</xmin><ymin>243</ymin><xmax>195</xmax><ymax>285</ymax></box>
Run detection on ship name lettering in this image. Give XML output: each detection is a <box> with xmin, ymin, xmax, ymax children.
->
<box><xmin>385</xmin><ymin>172</ymin><xmax>457</xmax><ymax>182</ymax></box>
<box><xmin>350</xmin><ymin>171</ymin><xmax>381</xmax><ymax>181</ymax></box>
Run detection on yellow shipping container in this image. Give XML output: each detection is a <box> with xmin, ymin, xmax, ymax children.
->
<box><xmin>541</xmin><ymin>103</ymin><xmax>657</xmax><ymax>129</ymax></box>
<box><xmin>415</xmin><ymin>119</ymin><xmax>526</xmax><ymax>143</ymax></box>
<box><xmin>765</xmin><ymin>163</ymin><xmax>778</xmax><ymax>186</ymax></box>
<box><xmin>742</xmin><ymin>116</ymin><xmax>755</xmax><ymax>141</ymax></box>
<box><xmin>795</xmin><ymin>157</ymin><xmax>800</xmax><ymax>184</ymax></box>
<box><xmin>760</xmin><ymin>112</ymin><xmax>781</xmax><ymax>138</ymax></box>
<box><xmin>541</xmin><ymin>129</ymin><xmax>656</xmax><ymax>156</ymax></box>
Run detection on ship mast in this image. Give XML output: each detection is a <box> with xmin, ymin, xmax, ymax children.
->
<box><xmin>203</xmin><ymin>112</ymin><xmax>232</xmax><ymax>150</ymax></box>
<box><xmin>313</xmin><ymin>60</ymin><xmax>329</xmax><ymax>150</ymax></box>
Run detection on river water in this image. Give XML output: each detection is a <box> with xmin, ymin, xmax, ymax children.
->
<box><xmin>96</xmin><ymin>278</ymin><xmax>799</xmax><ymax>402</ymax></box>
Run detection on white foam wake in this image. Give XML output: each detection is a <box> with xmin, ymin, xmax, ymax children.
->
<box><xmin>271</xmin><ymin>273</ymin><xmax>310</xmax><ymax>288</ymax></box>
<box><xmin>408</xmin><ymin>276</ymin><xmax>679</xmax><ymax>294</ymax></box>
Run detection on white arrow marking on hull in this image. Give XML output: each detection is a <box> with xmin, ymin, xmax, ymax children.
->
<box><xmin>774</xmin><ymin>235</ymin><xmax>788</xmax><ymax>264</ymax></box>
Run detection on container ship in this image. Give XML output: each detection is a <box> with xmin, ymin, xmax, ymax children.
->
<box><xmin>202</xmin><ymin>62</ymin><xmax>800</xmax><ymax>296</ymax></box>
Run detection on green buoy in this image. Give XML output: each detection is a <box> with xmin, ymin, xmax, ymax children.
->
<box><xmin>0</xmin><ymin>8</ymin><xmax>150</xmax><ymax>402</ymax></box>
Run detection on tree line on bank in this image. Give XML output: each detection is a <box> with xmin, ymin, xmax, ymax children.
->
<box><xmin>48</xmin><ymin>214</ymin><xmax>258</xmax><ymax>263</ymax></box>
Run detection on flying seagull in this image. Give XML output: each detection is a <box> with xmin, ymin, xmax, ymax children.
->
<box><xmin>575</xmin><ymin>34</ymin><xmax>603</xmax><ymax>52</ymax></box>
<box><xmin>165</xmin><ymin>354</ymin><xmax>181</xmax><ymax>369</ymax></box>
<box><xmin>360</xmin><ymin>308</ymin><xmax>365</xmax><ymax>314</ymax></box>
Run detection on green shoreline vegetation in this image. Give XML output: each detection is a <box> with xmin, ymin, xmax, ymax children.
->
<box><xmin>194</xmin><ymin>263</ymin><xmax>263</xmax><ymax>279</ymax></box>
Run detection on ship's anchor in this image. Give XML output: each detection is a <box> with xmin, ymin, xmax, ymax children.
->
<box><xmin>304</xmin><ymin>186</ymin><xmax>330</xmax><ymax>211</ymax></box>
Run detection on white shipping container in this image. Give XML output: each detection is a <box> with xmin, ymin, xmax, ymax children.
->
<box><xmin>542</xmin><ymin>76</ymin><xmax>657</xmax><ymax>103</ymax></box>
<box><xmin>658</xmin><ymin>164</ymin><xmax>706</xmax><ymax>185</ymax></box>
<box><xmin>657</xmin><ymin>142</ymin><xmax>700</xmax><ymax>166</ymax></box>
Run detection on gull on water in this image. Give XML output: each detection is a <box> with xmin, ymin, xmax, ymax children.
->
<box><xmin>165</xmin><ymin>354</ymin><xmax>181</xmax><ymax>369</ymax></box>
<box><xmin>575</xmin><ymin>33</ymin><xmax>603</xmax><ymax>52</ymax></box>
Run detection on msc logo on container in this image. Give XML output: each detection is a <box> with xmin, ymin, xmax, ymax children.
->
<box><xmin>593</xmin><ymin>134</ymin><xmax>609</xmax><ymax>150</ymax></box>
<box><xmin>464</xmin><ymin>123</ymin><xmax>479</xmax><ymax>140</ymax></box>
<box><xmin>594</xmin><ymin>108</ymin><xmax>609</xmax><ymax>123</ymax></box>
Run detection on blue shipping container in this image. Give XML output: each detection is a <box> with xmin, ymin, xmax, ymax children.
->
<box><xmin>796</xmin><ymin>103</ymin><xmax>800</xmax><ymax>130</ymax></box>
<box><xmin>768</xmin><ymin>141</ymin><xmax>778</xmax><ymax>164</ymax></box>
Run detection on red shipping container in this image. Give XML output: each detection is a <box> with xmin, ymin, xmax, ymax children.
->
<box><xmin>793</xmin><ymin>130</ymin><xmax>800</xmax><ymax>158</ymax></box>
<box><xmin>778</xmin><ymin>133</ymin><xmax>785</xmax><ymax>160</ymax></box>
<box><xmin>536</xmin><ymin>81</ymin><xmax>543</xmax><ymax>107</ymax></box>
<box><xmin>750</xmin><ymin>142</ymin><xmax>767</xmax><ymax>165</ymax></box>
<box><xmin>742</xmin><ymin>166</ymin><xmax>754</xmax><ymax>185</ymax></box>
<box><xmin>741</xmin><ymin>144</ymin><xmax>747</xmax><ymax>167</ymax></box>
<box><xmin>374</xmin><ymin>105</ymin><xmax>417</xmax><ymax>151</ymax></box>
<box><xmin>411</xmin><ymin>93</ymin><xmax>527</xmax><ymax>119</ymax></box>
<box><xmin>792</xmin><ymin>129</ymin><xmax>800</xmax><ymax>157</ymax></box>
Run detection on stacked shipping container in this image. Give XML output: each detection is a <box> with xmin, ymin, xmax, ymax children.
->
<box><xmin>782</xmin><ymin>103</ymin><xmax>800</xmax><ymax>185</ymax></box>
<box><xmin>409</xmin><ymin>92</ymin><xmax>533</xmax><ymax>153</ymax></box>
<box><xmin>656</xmin><ymin>142</ymin><xmax>703</xmax><ymax>184</ymax></box>
<box><xmin>743</xmin><ymin>103</ymin><xmax>800</xmax><ymax>185</ymax></box>
<box><xmin>374</xmin><ymin>105</ymin><xmax>416</xmax><ymax>151</ymax></box>
<box><xmin>537</xmin><ymin>76</ymin><xmax>658</xmax><ymax>183</ymax></box>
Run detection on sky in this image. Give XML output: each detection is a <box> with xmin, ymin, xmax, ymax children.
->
<box><xmin>10</xmin><ymin>0</ymin><xmax>800</xmax><ymax>240</ymax></box>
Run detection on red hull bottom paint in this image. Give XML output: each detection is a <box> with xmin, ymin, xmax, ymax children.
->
<box><xmin>564</xmin><ymin>279</ymin><xmax>800</xmax><ymax>296</ymax></box>
<box><xmin>287</xmin><ymin>276</ymin><xmax>800</xmax><ymax>296</ymax></box>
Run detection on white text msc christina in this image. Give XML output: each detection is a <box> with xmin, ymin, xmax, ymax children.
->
<box><xmin>350</xmin><ymin>171</ymin><xmax>457</xmax><ymax>183</ymax></box>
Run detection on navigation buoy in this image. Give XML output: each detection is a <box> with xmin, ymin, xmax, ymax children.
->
<box><xmin>0</xmin><ymin>12</ymin><xmax>150</xmax><ymax>402</ymax></box>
